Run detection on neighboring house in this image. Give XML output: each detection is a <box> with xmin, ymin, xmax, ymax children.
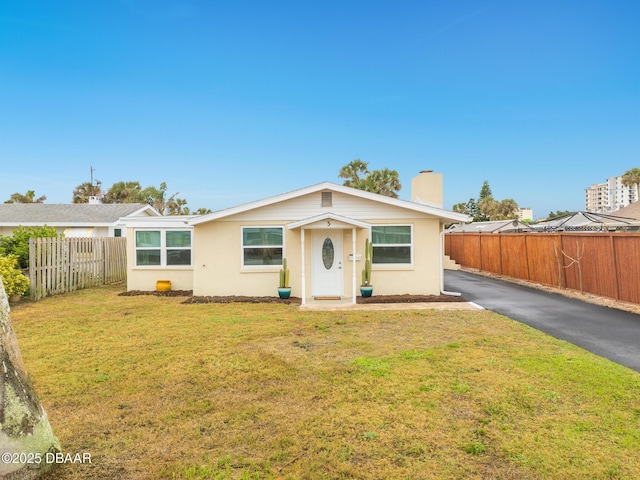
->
<box><xmin>610</xmin><ymin>201</ymin><xmax>640</xmax><ymax>221</ymax></box>
<box><xmin>122</xmin><ymin>171</ymin><xmax>470</xmax><ymax>304</ymax></box>
<box><xmin>532</xmin><ymin>211</ymin><xmax>640</xmax><ymax>232</ymax></box>
<box><xmin>447</xmin><ymin>219</ymin><xmax>531</xmax><ymax>234</ymax></box>
<box><xmin>0</xmin><ymin>203</ymin><xmax>160</xmax><ymax>237</ymax></box>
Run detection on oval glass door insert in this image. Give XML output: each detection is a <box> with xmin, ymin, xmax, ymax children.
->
<box><xmin>322</xmin><ymin>238</ymin><xmax>334</xmax><ymax>269</ymax></box>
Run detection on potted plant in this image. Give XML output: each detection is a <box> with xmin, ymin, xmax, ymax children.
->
<box><xmin>278</xmin><ymin>258</ymin><xmax>291</xmax><ymax>299</ymax></box>
<box><xmin>360</xmin><ymin>238</ymin><xmax>373</xmax><ymax>297</ymax></box>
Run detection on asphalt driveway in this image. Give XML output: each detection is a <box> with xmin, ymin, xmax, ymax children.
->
<box><xmin>445</xmin><ymin>270</ymin><xmax>640</xmax><ymax>373</ymax></box>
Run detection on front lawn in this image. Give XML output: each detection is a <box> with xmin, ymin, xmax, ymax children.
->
<box><xmin>10</xmin><ymin>283</ymin><xmax>640</xmax><ymax>479</ymax></box>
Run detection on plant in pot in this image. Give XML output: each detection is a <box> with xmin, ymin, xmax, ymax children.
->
<box><xmin>278</xmin><ymin>258</ymin><xmax>291</xmax><ymax>299</ymax></box>
<box><xmin>360</xmin><ymin>238</ymin><xmax>373</xmax><ymax>297</ymax></box>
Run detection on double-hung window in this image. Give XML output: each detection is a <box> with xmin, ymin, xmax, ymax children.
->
<box><xmin>135</xmin><ymin>230</ymin><xmax>192</xmax><ymax>266</ymax></box>
<box><xmin>242</xmin><ymin>227</ymin><xmax>283</xmax><ymax>266</ymax></box>
<box><xmin>371</xmin><ymin>225</ymin><xmax>412</xmax><ymax>264</ymax></box>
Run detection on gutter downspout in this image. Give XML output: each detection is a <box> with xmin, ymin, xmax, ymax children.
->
<box><xmin>440</xmin><ymin>229</ymin><xmax>461</xmax><ymax>296</ymax></box>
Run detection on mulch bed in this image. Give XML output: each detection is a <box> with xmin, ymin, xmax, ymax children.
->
<box><xmin>357</xmin><ymin>294</ymin><xmax>466</xmax><ymax>304</ymax></box>
<box><xmin>119</xmin><ymin>291</ymin><xmax>465</xmax><ymax>304</ymax></box>
<box><xmin>119</xmin><ymin>290</ymin><xmax>194</xmax><ymax>297</ymax></box>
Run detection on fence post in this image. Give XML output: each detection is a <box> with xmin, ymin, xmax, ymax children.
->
<box><xmin>609</xmin><ymin>233</ymin><xmax>620</xmax><ymax>300</ymax></box>
<box><xmin>29</xmin><ymin>239</ymin><xmax>36</xmax><ymax>301</ymax></box>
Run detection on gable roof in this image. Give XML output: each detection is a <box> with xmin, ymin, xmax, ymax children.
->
<box><xmin>190</xmin><ymin>182</ymin><xmax>470</xmax><ymax>225</ymax></box>
<box><xmin>447</xmin><ymin>219</ymin><xmax>531</xmax><ymax>233</ymax></box>
<box><xmin>0</xmin><ymin>203</ymin><xmax>160</xmax><ymax>227</ymax></box>
<box><xmin>532</xmin><ymin>211</ymin><xmax>639</xmax><ymax>230</ymax></box>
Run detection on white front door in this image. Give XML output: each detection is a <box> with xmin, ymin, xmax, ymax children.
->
<box><xmin>311</xmin><ymin>230</ymin><xmax>343</xmax><ymax>297</ymax></box>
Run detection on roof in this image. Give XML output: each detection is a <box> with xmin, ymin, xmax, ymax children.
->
<box><xmin>190</xmin><ymin>182</ymin><xmax>470</xmax><ymax>225</ymax></box>
<box><xmin>0</xmin><ymin>203</ymin><xmax>160</xmax><ymax>227</ymax></box>
<box><xmin>532</xmin><ymin>211</ymin><xmax>640</xmax><ymax>230</ymax></box>
<box><xmin>447</xmin><ymin>219</ymin><xmax>531</xmax><ymax>233</ymax></box>
<box><xmin>610</xmin><ymin>202</ymin><xmax>640</xmax><ymax>220</ymax></box>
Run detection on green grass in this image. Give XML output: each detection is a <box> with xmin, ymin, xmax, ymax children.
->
<box><xmin>9</xmin><ymin>282</ymin><xmax>640</xmax><ymax>479</ymax></box>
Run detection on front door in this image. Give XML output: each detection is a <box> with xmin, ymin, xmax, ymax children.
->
<box><xmin>311</xmin><ymin>230</ymin><xmax>343</xmax><ymax>298</ymax></box>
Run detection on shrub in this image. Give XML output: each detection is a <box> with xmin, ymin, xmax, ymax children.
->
<box><xmin>0</xmin><ymin>225</ymin><xmax>60</xmax><ymax>268</ymax></box>
<box><xmin>0</xmin><ymin>254</ymin><xmax>30</xmax><ymax>297</ymax></box>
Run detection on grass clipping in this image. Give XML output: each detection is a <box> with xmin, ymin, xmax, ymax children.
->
<box><xmin>10</xmin><ymin>283</ymin><xmax>640</xmax><ymax>480</ymax></box>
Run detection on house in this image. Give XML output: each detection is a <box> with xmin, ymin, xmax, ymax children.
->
<box><xmin>532</xmin><ymin>211</ymin><xmax>640</xmax><ymax>232</ymax></box>
<box><xmin>610</xmin><ymin>201</ymin><xmax>640</xmax><ymax>221</ymax></box>
<box><xmin>122</xmin><ymin>171</ymin><xmax>470</xmax><ymax>304</ymax></box>
<box><xmin>0</xmin><ymin>203</ymin><xmax>160</xmax><ymax>237</ymax></box>
<box><xmin>446</xmin><ymin>219</ymin><xmax>532</xmax><ymax>233</ymax></box>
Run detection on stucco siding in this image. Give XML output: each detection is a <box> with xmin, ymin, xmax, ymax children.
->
<box><xmin>191</xmin><ymin>216</ymin><xmax>442</xmax><ymax>298</ymax></box>
<box><xmin>125</xmin><ymin>227</ymin><xmax>194</xmax><ymax>291</ymax></box>
<box><xmin>192</xmin><ymin>221</ymin><xmax>303</xmax><ymax>297</ymax></box>
<box><xmin>369</xmin><ymin>218</ymin><xmax>441</xmax><ymax>295</ymax></box>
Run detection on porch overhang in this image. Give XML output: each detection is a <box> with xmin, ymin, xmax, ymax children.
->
<box><xmin>288</xmin><ymin>213</ymin><xmax>369</xmax><ymax>307</ymax></box>
<box><xmin>287</xmin><ymin>212</ymin><xmax>371</xmax><ymax>230</ymax></box>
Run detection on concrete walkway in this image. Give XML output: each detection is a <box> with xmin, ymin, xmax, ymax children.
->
<box><xmin>299</xmin><ymin>298</ymin><xmax>481</xmax><ymax>311</ymax></box>
<box><xmin>445</xmin><ymin>270</ymin><xmax>640</xmax><ymax>373</ymax></box>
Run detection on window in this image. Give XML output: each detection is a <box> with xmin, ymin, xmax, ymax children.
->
<box><xmin>242</xmin><ymin>227</ymin><xmax>283</xmax><ymax>266</ymax></box>
<box><xmin>135</xmin><ymin>230</ymin><xmax>191</xmax><ymax>267</ymax></box>
<box><xmin>166</xmin><ymin>231</ymin><xmax>192</xmax><ymax>265</ymax></box>
<box><xmin>371</xmin><ymin>225</ymin><xmax>412</xmax><ymax>264</ymax></box>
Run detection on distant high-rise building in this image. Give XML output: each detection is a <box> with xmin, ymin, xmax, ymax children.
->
<box><xmin>585</xmin><ymin>175</ymin><xmax>637</xmax><ymax>213</ymax></box>
<box><xmin>517</xmin><ymin>207</ymin><xmax>533</xmax><ymax>222</ymax></box>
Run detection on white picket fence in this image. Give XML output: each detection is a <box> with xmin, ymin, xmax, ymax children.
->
<box><xmin>29</xmin><ymin>237</ymin><xmax>127</xmax><ymax>301</ymax></box>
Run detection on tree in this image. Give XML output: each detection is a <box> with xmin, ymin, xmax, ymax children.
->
<box><xmin>4</xmin><ymin>190</ymin><xmax>46</xmax><ymax>204</ymax></box>
<box><xmin>547</xmin><ymin>210</ymin><xmax>571</xmax><ymax>220</ymax></box>
<box><xmin>103</xmin><ymin>181</ymin><xmax>144</xmax><ymax>204</ymax></box>
<box><xmin>102</xmin><ymin>180</ymin><xmax>206</xmax><ymax>215</ymax></box>
<box><xmin>478</xmin><ymin>180</ymin><xmax>493</xmax><ymax>202</ymax></box>
<box><xmin>166</xmin><ymin>196</ymin><xmax>189</xmax><ymax>215</ymax></box>
<box><xmin>363</xmin><ymin>168</ymin><xmax>402</xmax><ymax>198</ymax></box>
<box><xmin>454</xmin><ymin>180</ymin><xmax>518</xmax><ymax>222</ymax></box>
<box><xmin>338</xmin><ymin>160</ymin><xmax>401</xmax><ymax>198</ymax></box>
<box><xmin>621</xmin><ymin>168</ymin><xmax>640</xmax><ymax>200</ymax></box>
<box><xmin>72</xmin><ymin>181</ymin><xmax>102</xmax><ymax>203</ymax></box>
<box><xmin>0</xmin><ymin>225</ymin><xmax>60</xmax><ymax>268</ymax></box>
<box><xmin>192</xmin><ymin>207</ymin><xmax>212</xmax><ymax>215</ymax></box>
<box><xmin>338</xmin><ymin>159</ymin><xmax>370</xmax><ymax>189</ymax></box>
<box><xmin>140</xmin><ymin>182</ymin><xmax>188</xmax><ymax>215</ymax></box>
<box><xmin>453</xmin><ymin>198</ymin><xmax>480</xmax><ymax>219</ymax></box>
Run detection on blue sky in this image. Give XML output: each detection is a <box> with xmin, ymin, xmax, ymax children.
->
<box><xmin>1</xmin><ymin>0</ymin><xmax>638</xmax><ymax>218</ymax></box>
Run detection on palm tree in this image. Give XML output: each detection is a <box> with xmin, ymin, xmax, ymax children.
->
<box><xmin>338</xmin><ymin>160</ymin><xmax>402</xmax><ymax>198</ymax></box>
<box><xmin>72</xmin><ymin>181</ymin><xmax>102</xmax><ymax>203</ymax></box>
<box><xmin>363</xmin><ymin>168</ymin><xmax>401</xmax><ymax>198</ymax></box>
<box><xmin>621</xmin><ymin>168</ymin><xmax>640</xmax><ymax>203</ymax></box>
<box><xmin>338</xmin><ymin>159</ymin><xmax>370</xmax><ymax>189</ymax></box>
<box><xmin>103</xmin><ymin>181</ymin><xmax>144</xmax><ymax>204</ymax></box>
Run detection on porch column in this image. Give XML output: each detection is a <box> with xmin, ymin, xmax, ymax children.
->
<box><xmin>301</xmin><ymin>228</ymin><xmax>306</xmax><ymax>305</ymax></box>
<box><xmin>352</xmin><ymin>227</ymin><xmax>356</xmax><ymax>304</ymax></box>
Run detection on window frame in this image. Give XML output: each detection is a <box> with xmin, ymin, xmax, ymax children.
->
<box><xmin>370</xmin><ymin>224</ymin><xmax>413</xmax><ymax>266</ymax></box>
<box><xmin>241</xmin><ymin>226</ymin><xmax>285</xmax><ymax>268</ymax></box>
<box><xmin>134</xmin><ymin>229</ymin><xmax>192</xmax><ymax>268</ymax></box>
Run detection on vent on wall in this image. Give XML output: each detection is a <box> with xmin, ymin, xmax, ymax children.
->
<box><xmin>321</xmin><ymin>191</ymin><xmax>333</xmax><ymax>207</ymax></box>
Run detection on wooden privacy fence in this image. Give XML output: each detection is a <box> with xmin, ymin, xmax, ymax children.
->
<box><xmin>445</xmin><ymin>232</ymin><xmax>640</xmax><ymax>304</ymax></box>
<box><xmin>29</xmin><ymin>237</ymin><xmax>127</xmax><ymax>301</ymax></box>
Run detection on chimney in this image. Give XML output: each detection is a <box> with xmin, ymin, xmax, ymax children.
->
<box><xmin>411</xmin><ymin>170</ymin><xmax>443</xmax><ymax>207</ymax></box>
